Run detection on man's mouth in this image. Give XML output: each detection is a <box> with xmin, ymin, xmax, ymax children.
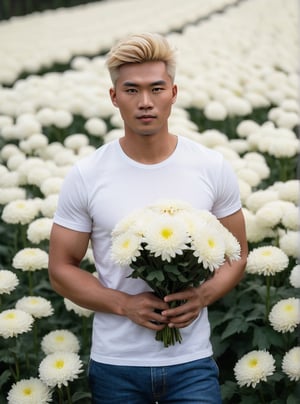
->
<box><xmin>137</xmin><ymin>115</ymin><xmax>156</xmax><ymax>122</ymax></box>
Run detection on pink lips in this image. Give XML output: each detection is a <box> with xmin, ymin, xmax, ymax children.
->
<box><xmin>137</xmin><ymin>115</ymin><xmax>156</xmax><ymax>123</ymax></box>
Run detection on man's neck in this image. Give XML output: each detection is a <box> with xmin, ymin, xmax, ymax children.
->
<box><xmin>119</xmin><ymin>133</ymin><xmax>178</xmax><ymax>165</ymax></box>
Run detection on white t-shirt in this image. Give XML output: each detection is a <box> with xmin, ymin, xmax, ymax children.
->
<box><xmin>54</xmin><ymin>135</ymin><xmax>241</xmax><ymax>366</ymax></box>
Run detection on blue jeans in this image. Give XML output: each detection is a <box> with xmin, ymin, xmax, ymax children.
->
<box><xmin>88</xmin><ymin>357</ymin><xmax>222</xmax><ymax>403</ymax></box>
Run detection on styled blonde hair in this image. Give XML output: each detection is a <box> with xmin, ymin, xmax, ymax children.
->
<box><xmin>106</xmin><ymin>32</ymin><xmax>176</xmax><ymax>86</ymax></box>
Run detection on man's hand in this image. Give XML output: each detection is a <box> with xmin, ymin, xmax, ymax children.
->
<box><xmin>161</xmin><ymin>288</ymin><xmax>202</xmax><ymax>329</ymax></box>
<box><xmin>124</xmin><ymin>292</ymin><xmax>170</xmax><ymax>330</ymax></box>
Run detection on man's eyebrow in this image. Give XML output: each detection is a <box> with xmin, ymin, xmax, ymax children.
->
<box><xmin>122</xmin><ymin>80</ymin><xmax>167</xmax><ymax>87</ymax></box>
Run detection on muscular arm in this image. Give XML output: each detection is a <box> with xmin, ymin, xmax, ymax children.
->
<box><xmin>48</xmin><ymin>223</ymin><xmax>169</xmax><ymax>328</ymax></box>
<box><xmin>162</xmin><ymin>209</ymin><xmax>248</xmax><ymax>328</ymax></box>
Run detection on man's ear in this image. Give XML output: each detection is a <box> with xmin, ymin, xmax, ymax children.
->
<box><xmin>172</xmin><ymin>84</ymin><xmax>178</xmax><ymax>104</ymax></box>
<box><xmin>109</xmin><ymin>87</ymin><xmax>118</xmax><ymax>107</ymax></box>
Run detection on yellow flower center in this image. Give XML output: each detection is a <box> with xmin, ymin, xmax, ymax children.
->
<box><xmin>262</xmin><ymin>250</ymin><xmax>271</xmax><ymax>256</ymax></box>
<box><xmin>17</xmin><ymin>202</ymin><xmax>26</xmax><ymax>209</ymax></box>
<box><xmin>248</xmin><ymin>358</ymin><xmax>258</xmax><ymax>368</ymax></box>
<box><xmin>29</xmin><ymin>298</ymin><xmax>38</xmax><ymax>305</ymax></box>
<box><xmin>208</xmin><ymin>239</ymin><xmax>215</xmax><ymax>248</ymax></box>
<box><xmin>161</xmin><ymin>228</ymin><xmax>173</xmax><ymax>239</ymax></box>
<box><xmin>284</xmin><ymin>304</ymin><xmax>293</xmax><ymax>312</ymax></box>
<box><xmin>122</xmin><ymin>240</ymin><xmax>130</xmax><ymax>249</ymax></box>
<box><xmin>5</xmin><ymin>312</ymin><xmax>15</xmax><ymax>320</ymax></box>
<box><xmin>23</xmin><ymin>388</ymin><xmax>32</xmax><ymax>396</ymax></box>
<box><xmin>55</xmin><ymin>335</ymin><xmax>65</xmax><ymax>342</ymax></box>
<box><xmin>25</xmin><ymin>250</ymin><xmax>36</xmax><ymax>256</ymax></box>
<box><xmin>55</xmin><ymin>360</ymin><xmax>65</xmax><ymax>369</ymax></box>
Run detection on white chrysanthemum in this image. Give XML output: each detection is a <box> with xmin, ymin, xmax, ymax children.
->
<box><xmin>12</xmin><ymin>248</ymin><xmax>48</xmax><ymax>272</ymax></box>
<box><xmin>245</xmin><ymin>160</ymin><xmax>270</xmax><ymax>181</ymax></box>
<box><xmin>40</xmin><ymin>177</ymin><xmax>64</xmax><ymax>196</ymax></box>
<box><xmin>222</xmin><ymin>228</ymin><xmax>241</xmax><ymax>262</ymax></box>
<box><xmin>234</xmin><ymin>350</ymin><xmax>275</xmax><ymax>388</ymax></box>
<box><xmin>111</xmin><ymin>232</ymin><xmax>142</xmax><ymax>266</ymax></box>
<box><xmin>243</xmin><ymin>208</ymin><xmax>275</xmax><ymax>243</ymax></box>
<box><xmin>27</xmin><ymin>168</ymin><xmax>51</xmax><ymax>187</ymax></box>
<box><xmin>279</xmin><ymin>230</ymin><xmax>299</xmax><ymax>258</ymax></box>
<box><xmin>7</xmin><ymin>153</ymin><xmax>26</xmax><ymax>171</ymax></box>
<box><xmin>236</xmin><ymin>120</ymin><xmax>260</xmax><ymax>138</ymax></box>
<box><xmin>0</xmin><ymin>171</ymin><xmax>20</xmax><ymax>188</ymax></box>
<box><xmin>289</xmin><ymin>265</ymin><xmax>300</xmax><ymax>288</ymax></box>
<box><xmin>111</xmin><ymin>208</ymin><xmax>145</xmax><ymax>237</ymax></box>
<box><xmin>246</xmin><ymin>246</ymin><xmax>289</xmax><ymax>276</ymax></box>
<box><xmin>36</xmin><ymin>107</ymin><xmax>55</xmax><ymax>126</ymax></box>
<box><xmin>7</xmin><ymin>377</ymin><xmax>51</xmax><ymax>404</ymax></box>
<box><xmin>1</xmin><ymin>199</ymin><xmax>39</xmax><ymax>225</ymax></box>
<box><xmin>255</xmin><ymin>201</ymin><xmax>287</xmax><ymax>227</ymax></box>
<box><xmin>64</xmin><ymin>133</ymin><xmax>89</xmax><ymax>151</ymax></box>
<box><xmin>273</xmin><ymin>180</ymin><xmax>299</xmax><ymax>203</ymax></box>
<box><xmin>39</xmin><ymin>351</ymin><xmax>83</xmax><ymax>388</ymax></box>
<box><xmin>27</xmin><ymin>218</ymin><xmax>53</xmax><ymax>244</ymax></box>
<box><xmin>148</xmin><ymin>199</ymin><xmax>193</xmax><ymax>216</ymax></box>
<box><xmin>84</xmin><ymin>117</ymin><xmax>107</xmax><ymax>136</ymax></box>
<box><xmin>0</xmin><ymin>309</ymin><xmax>34</xmax><ymax>338</ymax></box>
<box><xmin>282</xmin><ymin>347</ymin><xmax>300</xmax><ymax>381</ymax></box>
<box><xmin>204</xmin><ymin>101</ymin><xmax>227</xmax><ymax>121</ymax></box>
<box><xmin>245</xmin><ymin>190</ymin><xmax>279</xmax><ymax>213</ymax></box>
<box><xmin>238</xmin><ymin>179</ymin><xmax>252</xmax><ymax>205</ymax></box>
<box><xmin>24</xmin><ymin>133</ymin><xmax>49</xmax><ymax>153</ymax></box>
<box><xmin>53</xmin><ymin>110</ymin><xmax>73</xmax><ymax>128</ymax></box>
<box><xmin>144</xmin><ymin>216</ymin><xmax>190</xmax><ymax>262</ymax></box>
<box><xmin>0</xmin><ymin>187</ymin><xmax>26</xmax><ymax>205</ymax></box>
<box><xmin>269</xmin><ymin>298</ymin><xmax>300</xmax><ymax>333</ymax></box>
<box><xmin>281</xmin><ymin>204</ymin><xmax>299</xmax><ymax>231</ymax></box>
<box><xmin>267</xmin><ymin>138</ymin><xmax>299</xmax><ymax>158</ymax></box>
<box><xmin>40</xmin><ymin>194</ymin><xmax>59</xmax><ymax>218</ymax></box>
<box><xmin>225</xmin><ymin>96</ymin><xmax>252</xmax><ymax>117</ymax></box>
<box><xmin>16</xmin><ymin>296</ymin><xmax>54</xmax><ymax>318</ymax></box>
<box><xmin>0</xmin><ymin>269</ymin><xmax>19</xmax><ymax>294</ymax></box>
<box><xmin>198</xmin><ymin>130</ymin><xmax>228</xmax><ymax>148</ymax></box>
<box><xmin>64</xmin><ymin>298</ymin><xmax>93</xmax><ymax>318</ymax></box>
<box><xmin>236</xmin><ymin>168</ymin><xmax>260</xmax><ymax>187</ymax></box>
<box><xmin>191</xmin><ymin>226</ymin><xmax>225</xmax><ymax>271</ymax></box>
<box><xmin>41</xmin><ymin>330</ymin><xmax>80</xmax><ymax>354</ymax></box>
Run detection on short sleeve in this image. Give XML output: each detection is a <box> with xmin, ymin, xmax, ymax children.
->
<box><xmin>53</xmin><ymin>165</ymin><xmax>92</xmax><ymax>232</ymax></box>
<box><xmin>212</xmin><ymin>158</ymin><xmax>241</xmax><ymax>218</ymax></box>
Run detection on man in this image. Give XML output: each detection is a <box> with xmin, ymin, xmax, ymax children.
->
<box><xmin>48</xmin><ymin>32</ymin><xmax>248</xmax><ymax>403</ymax></box>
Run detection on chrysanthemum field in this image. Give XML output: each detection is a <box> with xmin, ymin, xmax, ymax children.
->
<box><xmin>0</xmin><ymin>0</ymin><xmax>299</xmax><ymax>402</ymax></box>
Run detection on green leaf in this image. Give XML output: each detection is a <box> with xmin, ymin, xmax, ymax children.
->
<box><xmin>163</xmin><ymin>264</ymin><xmax>181</xmax><ymax>274</ymax></box>
<box><xmin>72</xmin><ymin>391</ymin><xmax>92</xmax><ymax>402</ymax></box>
<box><xmin>252</xmin><ymin>326</ymin><xmax>271</xmax><ymax>349</ymax></box>
<box><xmin>220</xmin><ymin>381</ymin><xmax>237</xmax><ymax>401</ymax></box>
<box><xmin>146</xmin><ymin>271</ymin><xmax>165</xmax><ymax>282</ymax></box>
<box><xmin>0</xmin><ymin>369</ymin><xmax>11</xmax><ymax>389</ymax></box>
<box><xmin>221</xmin><ymin>317</ymin><xmax>249</xmax><ymax>339</ymax></box>
<box><xmin>287</xmin><ymin>393</ymin><xmax>300</xmax><ymax>404</ymax></box>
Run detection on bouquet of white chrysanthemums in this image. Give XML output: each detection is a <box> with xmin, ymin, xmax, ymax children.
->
<box><xmin>111</xmin><ymin>199</ymin><xmax>241</xmax><ymax>347</ymax></box>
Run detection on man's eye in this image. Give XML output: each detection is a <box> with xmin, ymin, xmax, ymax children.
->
<box><xmin>126</xmin><ymin>88</ymin><xmax>137</xmax><ymax>93</ymax></box>
<box><xmin>153</xmin><ymin>87</ymin><xmax>163</xmax><ymax>93</ymax></box>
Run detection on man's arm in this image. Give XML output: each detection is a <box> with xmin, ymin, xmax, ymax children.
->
<box><xmin>48</xmin><ymin>223</ymin><xmax>169</xmax><ymax>328</ymax></box>
<box><xmin>162</xmin><ymin>209</ymin><xmax>248</xmax><ymax>328</ymax></box>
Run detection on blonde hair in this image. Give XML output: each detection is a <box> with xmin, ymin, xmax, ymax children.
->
<box><xmin>106</xmin><ymin>33</ymin><xmax>176</xmax><ymax>85</ymax></box>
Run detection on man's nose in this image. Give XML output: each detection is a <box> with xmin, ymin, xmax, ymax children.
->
<box><xmin>138</xmin><ymin>91</ymin><xmax>153</xmax><ymax>108</ymax></box>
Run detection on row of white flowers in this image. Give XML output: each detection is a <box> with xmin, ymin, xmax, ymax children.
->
<box><xmin>0</xmin><ymin>0</ymin><xmax>238</xmax><ymax>85</ymax></box>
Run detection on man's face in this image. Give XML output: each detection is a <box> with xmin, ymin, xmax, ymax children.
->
<box><xmin>110</xmin><ymin>61</ymin><xmax>177</xmax><ymax>137</ymax></box>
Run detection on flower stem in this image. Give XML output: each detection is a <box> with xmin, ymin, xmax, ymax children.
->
<box><xmin>56</xmin><ymin>386</ymin><xmax>64</xmax><ymax>404</ymax></box>
<box><xmin>66</xmin><ymin>385</ymin><xmax>72</xmax><ymax>404</ymax></box>
<box><xmin>265</xmin><ymin>276</ymin><xmax>271</xmax><ymax>321</ymax></box>
<box><xmin>28</xmin><ymin>271</ymin><xmax>33</xmax><ymax>295</ymax></box>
